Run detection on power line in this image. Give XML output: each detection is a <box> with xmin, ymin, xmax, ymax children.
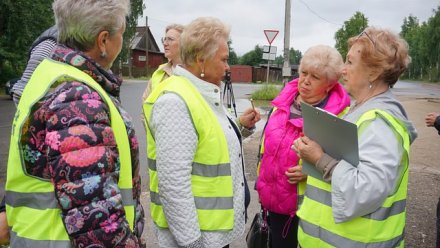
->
<box><xmin>298</xmin><ymin>0</ymin><xmax>342</xmax><ymax>26</ymax></box>
<box><xmin>144</xmin><ymin>16</ymin><xmax>169</xmax><ymax>25</ymax></box>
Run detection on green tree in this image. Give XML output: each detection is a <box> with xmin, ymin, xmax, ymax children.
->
<box><xmin>117</xmin><ymin>0</ymin><xmax>145</xmax><ymax>66</ymax></box>
<box><xmin>227</xmin><ymin>39</ymin><xmax>239</xmax><ymax>65</ymax></box>
<box><xmin>424</xmin><ymin>6</ymin><xmax>440</xmax><ymax>81</ymax></box>
<box><xmin>289</xmin><ymin>48</ymin><xmax>302</xmax><ymax>65</ymax></box>
<box><xmin>0</xmin><ymin>0</ymin><xmax>54</xmax><ymax>82</ymax></box>
<box><xmin>228</xmin><ymin>51</ymin><xmax>239</xmax><ymax>66</ymax></box>
<box><xmin>400</xmin><ymin>15</ymin><xmax>421</xmax><ymax>79</ymax></box>
<box><xmin>400</xmin><ymin>6</ymin><xmax>440</xmax><ymax>81</ymax></box>
<box><xmin>273</xmin><ymin>48</ymin><xmax>302</xmax><ymax>67</ymax></box>
<box><xmin>274</xmin><ymin>55</ymin><xmax>284</xmax><ymax>67</ymax></box>
<box><xmin>334</xmin><ymin>11</ymin><xmax>369</xmax><ymax>59</ymax></box>
<box><xmin>0</xmin><ymin>0</ymin><xmax>145</xmax><ymax>83</ymax></box>
<box><xmin>239</xmin><ymin>45</ymin><xmax>264</xmax><ymax>66</ymax></box>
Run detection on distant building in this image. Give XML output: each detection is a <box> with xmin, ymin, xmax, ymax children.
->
<box><xmin>112</xmin><ymin>26</ymin><xmax>165</xmax><ymax>77</ymax></box>
<box><xmin>229</xmin><ymin>64</ymin><xmax>299</xmax><ymax>83</ymax></box>
<box><xmin>230</xmin><ymin>65</ymin><xmax>253</xmax><ymax>83</ymax></box>
<box><xmin>130</xmin><ymin>26</ymin><xmax>165</xmax><ymax>69</ymax></box>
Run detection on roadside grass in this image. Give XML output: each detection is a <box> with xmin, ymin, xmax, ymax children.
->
<box><xmin>249</xmin><ymin>84</ymin><xmax>281</xmax><ymax>111</ymax></box>
<box><xmin>250</xmin><ymin>84</ymin><xmax>280</xmax><ymax>101</ymax></box>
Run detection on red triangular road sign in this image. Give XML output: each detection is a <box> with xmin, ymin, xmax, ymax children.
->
<box><xmin>264</xmin><ymin>30</ymin><xmax>279</xmax><ymax>45</ymax></box>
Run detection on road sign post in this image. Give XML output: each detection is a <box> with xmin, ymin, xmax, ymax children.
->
<box><xmin>263</xmin><ymin>30</ymin><xmax>279</xmax><ymax>84</ymax></box>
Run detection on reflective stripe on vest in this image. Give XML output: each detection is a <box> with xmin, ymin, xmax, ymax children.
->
<box><xmin>10</xmin><ymin>229</ymin><xmax>71</xmax><ymax>248</ymax></box>
<box><xmin>298</xmin><ymin>219</ymin><xmax>404</xmax><ymax>248</ymax></box>
<box><xmin>297</xmin><ymin>109</ymin><xmax>410</xmax><ymax>248</ymax></box>
<box><xmin>6</xmin><ymin>59</ymin><xmax>135</xmax><ymax>246</ymax></box>
<box><xmin>298</xmin><ymin>107</ymin><xmax>349</xmax><ymax>208</ymax></box>
<box><xmin>143</xmin><ymin>75</ymin><xmax>234</xmax><ymax>231</ymax></box>
<box><xmin>297</xmin><ymin>173</ymin><xmax>306</xmax><ymax>208</ymax></box>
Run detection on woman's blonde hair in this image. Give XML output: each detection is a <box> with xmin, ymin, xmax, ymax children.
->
<box><xmin>348</xmin><ymin>27</ymin><xmax>411</xmax><ymax>87</ymax></box>
<box><xmin>53</xmin><ymin>0</ymin><xmax>130</xmax><ymax>51</ymax></box>
<box><xmin>165</xmin><ymin>24</ymin><xmax>185</xmax><ymax>34</ymax></box>
<box><xmin>299</xmin><ymin>45</ymin><xmax>344</xmax><ymax>83</ymax></box>
<box><xmin>180</xmin><ymin>17</ymin><xmax>230</xmax><ymax>66</ymax></box>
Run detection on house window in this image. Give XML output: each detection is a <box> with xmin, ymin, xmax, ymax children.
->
<box><xmin>139</xmin><ymin>55</ymin><xmax>146</xmax><ymax>62</ymax></box>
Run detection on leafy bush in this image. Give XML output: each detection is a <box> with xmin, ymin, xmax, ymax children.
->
<box><xmin>0</xmin><ymin>61</ymin><xmax>20</xmax><ymax>87</ymax></box>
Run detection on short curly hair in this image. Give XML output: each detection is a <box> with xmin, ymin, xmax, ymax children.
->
<box><xmin>53</xmin><ymin>0</ymin><xmax>130</xmax><ymax>51</ymax></box>
<box><xmin>299</xmin><ymin>45</ymin><xmax>344</xmax><ymax>83</ymax></box>
<box><xmin>165</xmin><ymin>24</ymin><xmax>185</xmax><ymax>34</ymax></box>
<box><xmin>180</xmin><ymin>17</ymin><xmax>230</xmax><ymax>66</ymax></box>
<box><xmin>348</xmin><ymin>27</ymin><xmax>411</xmax><ymax>87</ymax></box>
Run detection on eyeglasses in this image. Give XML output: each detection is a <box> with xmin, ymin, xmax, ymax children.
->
<box><xmin>356</xmin><ymin>30</ymin><xmax>376</xmax><ymax>47</ymax></box>
<box><xmin>161</xmin><ymin>36</ymin><xmax>177</xmax><ymax>44</ymax></box>
<box><xmin>355</xmin><ymin>30</ymin><xmax>399</xmax><ymax>63</ymax></box>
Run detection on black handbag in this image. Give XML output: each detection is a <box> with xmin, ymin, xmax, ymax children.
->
<box><xmin>246</xmin><ymin>209</ymin><xmax>270</xmax><ymax>248</ymax></box>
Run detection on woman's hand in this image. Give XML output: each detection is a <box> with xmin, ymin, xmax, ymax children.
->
<box><xmin>292</xmin><ymin>135</ymin><xmax>324</xmax><ymax>166</ymax></box>
<box><xmin>285</xmin><ymin>166</ymin><xmax>307</xmax><ymax>184</ymax></box>
<box><xmin>0</xmin><ymin>212</ymin><xmax>9</xmax><ymax>245</ymax></box>
<box><xmin>239</xmin><ymin>107</ymin><xmax>261</xmax><ymax>129</ymax></box>
<box><xmin>425</xmin><ymin>112</ymin><xmax>440</xmax><ymax>127</ymax></box>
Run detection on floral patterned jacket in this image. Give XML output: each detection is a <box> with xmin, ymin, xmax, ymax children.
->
<box><xmin>20</xmin><ymin>45</ymin><xmax>145</xmax><ymax>247</ymax></box>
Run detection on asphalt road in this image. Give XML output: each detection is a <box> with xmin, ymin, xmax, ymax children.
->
<box><xmin>1</xmin><ymin>80</ymin><xmax>440</xmax><ymax>247</ymax></box>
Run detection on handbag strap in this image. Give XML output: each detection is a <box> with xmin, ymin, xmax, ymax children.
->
<box><xmin>260</xmin><ymin>206</ymin><xmax>269</xmax><ymax>231</ymax></box>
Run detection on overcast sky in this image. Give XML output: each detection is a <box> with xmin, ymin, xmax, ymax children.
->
<box><xmin>139</xmin><ymin>0</ymin><xmax>439</xmax><ymax>56</ymax></box>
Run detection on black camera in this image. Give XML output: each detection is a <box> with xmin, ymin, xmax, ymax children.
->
<box><xmin>224</xmin><ymin>71</ymin><xmax>231</xmax><ymax>84</ymax></box>
<box><xmin>223</xmin><ymin>70</ymin><xmax>236</xmax><ymax>116</ymax></box>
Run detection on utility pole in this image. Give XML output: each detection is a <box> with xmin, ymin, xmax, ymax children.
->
<box><xmin>282</xmin><ymin>0</ymin><xmax>292</xmax><ymax>86</ymax></box>
<box><xmin>266</xmin><ymin>48</ymin><xmax>271</xmax><ymax>85</ymax></box>
<box><xmin>145</xmin><ymin>16</ymin><xmax>149</xmax><ymax>77</ymax></box>
<box><xmin>128</xmin><ymin>45</ymin><xmax>132</xmax><ymax>78</ymax></box>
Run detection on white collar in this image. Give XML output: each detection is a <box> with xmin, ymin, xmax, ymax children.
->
<box><xmin>174</xmin><ymin>65</ymin><xmax>222</xmax><ymax>104</ymax></box>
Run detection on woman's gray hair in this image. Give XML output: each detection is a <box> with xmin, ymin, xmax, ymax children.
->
<box><xmin>52</xmin><ymin>0</ymin><xmax>130</xmax><ymax>51</ymax></box>
<box><xmin>299</xmin><ymin>45</ymin><xmax>344</xmax><ymax>83</ymax></box>
<box><xmin>180</xmin><ymin>17</ymin><xmax>230</xmax><ymax>66</ymax></box>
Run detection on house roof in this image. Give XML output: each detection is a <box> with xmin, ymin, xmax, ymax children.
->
<box><xmin>130</xmin><ymin>26</ymin><xmax>161</xmax><ymax>53</ymax></box>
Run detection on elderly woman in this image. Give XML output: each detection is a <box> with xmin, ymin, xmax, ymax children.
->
<box><xmin>294</xmin><ymin>27</ymin><xmax>418</xmax><ymax>247</ymax></box>
<box><xmin>143</xmin><ymin>17</ymin><xmax>260</xmax><ymax>247</ymax></box>
<box><xmin>256</xmin><ymin>45</ymin><xmax>350</xmax><ymax>247</ymax></box>
<box><xmin>142</xmin><ymin>23</ymin><xmax>185</xmax><ymax>100</ymax></box>
<box><xmin>5</xmin><ymin>0</ymin><xmax>145</xmax><ymax>247</ymax></box>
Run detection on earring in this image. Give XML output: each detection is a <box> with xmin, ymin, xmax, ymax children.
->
<box><xmin>100</xmin><ymin>52</ymin><xmax>107</xmax><ymax>58</ymax></box>
<box><xmin>369</xmin><ymin>82</ymin><xmax>373</xmax><ymax>89</ymax></box>
<box><xmin>200</xmin><ymin>70</ymin><xmax>205</xmax><ymax>78</ymax></box>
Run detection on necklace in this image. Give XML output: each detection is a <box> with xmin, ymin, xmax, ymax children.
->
<box><xmin>348</xmin><ymin>100</ymin><xmax>364</xmax><ymax>114</ymax></box>
<box><xmin>348</xmin><ymin>88</ymin><xmax>388</xmax><ymax>114</ymax></box>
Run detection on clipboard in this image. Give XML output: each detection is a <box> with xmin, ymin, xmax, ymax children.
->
<box><xmin>301</xmin><ymin>102</ymin><xmax>359</xmax><ymax>179</ymax></box>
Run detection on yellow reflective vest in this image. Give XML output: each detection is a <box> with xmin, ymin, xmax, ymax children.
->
<box><xmin>144</xmin><ymin>63</ymin><xmax>168</xmax><ymax>100</ymax></box>
<box><xmin>5</xmin><ymin>58</ymin><xmax>135</xmax><ymax>247</ymax></box>
<box><xmin>143</xmin><ymin>75</ymin><xmax>234</xmax><ymax>231</ymax></box>
<box><xmin>151</xmin><ymin>63</ymin><xmax>168</xmax><ymax>89</ymax></box>
<box><xmin>297</xmin><ymin>109</ymin><xmax>410</xmax><ymax>248</ymax></box>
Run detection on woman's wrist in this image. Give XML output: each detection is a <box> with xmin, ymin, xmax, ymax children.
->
<box><xmin>315</xmin><ymin>153</ymin><xmax>339</xmax><ymax>182</ymax></box>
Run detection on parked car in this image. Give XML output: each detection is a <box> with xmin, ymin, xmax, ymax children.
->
<box><xmin>5</xmin><ymin>78</ymin><xmax>19</xmax><ymax>99</ymax></box>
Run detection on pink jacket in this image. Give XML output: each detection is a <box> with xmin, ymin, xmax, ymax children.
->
<box><xmin>256</xmin><ymin>78</ymin><xmax>350</xmax><ymax>216</ymax></box>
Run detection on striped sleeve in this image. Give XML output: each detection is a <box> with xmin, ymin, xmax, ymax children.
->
<box><xmin>12</xmin><ymin>39</ymin><xmax>57</xmax><ymax>104</ymax></box>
